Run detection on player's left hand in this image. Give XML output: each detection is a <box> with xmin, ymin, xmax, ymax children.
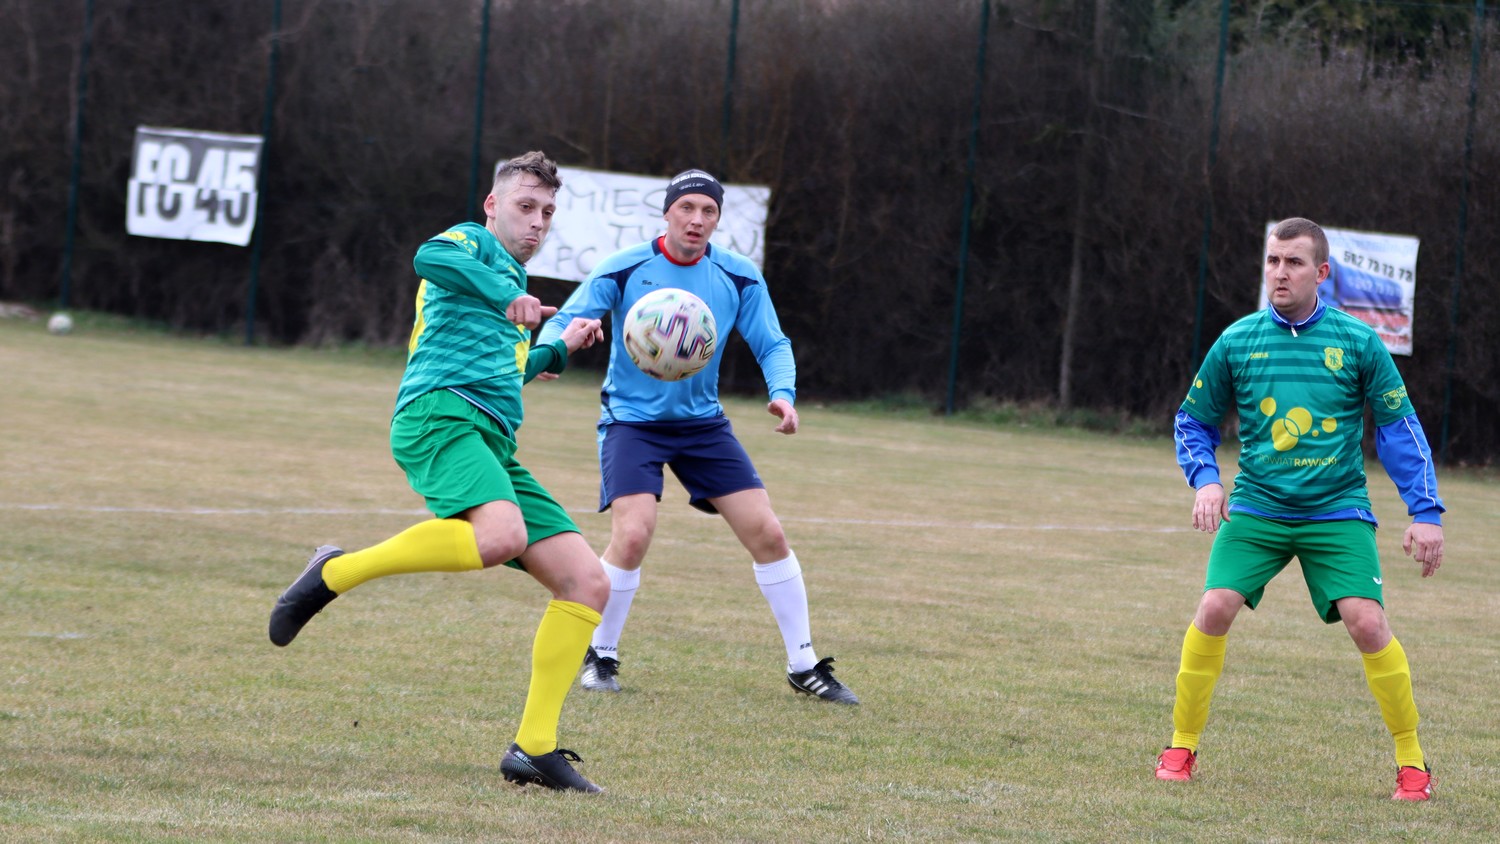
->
<box><xmin>1402</xmin><ymin>522</ymin><xmax>1444</xmax><ymax>578</ymax></box>
<box><xmin>768</xmin><ymin>399</ymin><xmax>798</xmax><ymax>435</ymax></box>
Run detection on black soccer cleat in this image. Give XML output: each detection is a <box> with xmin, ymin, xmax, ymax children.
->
<box><xmin>268</xmin><ymin>545</ymin><xmax>343</xmax><ymax>647</ymax></box>
<box><xmin>788</xmin><ymin>656</ymin><xmax>860</xmax><ymax>705</ymax></box>
<box><xmin>579</xmin><ymin>646</ymin><xmax>622</xmax><ymax>692</ymax></box>
<box><xmin>500</xmin><ymin>743</ymin><xmax>603</xmax><ymax>793</ymax></box>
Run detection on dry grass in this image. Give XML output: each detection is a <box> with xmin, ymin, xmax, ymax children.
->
<box><xmin>2</xmin><ymin>313</ymin><xmax>1498</xmax><ymax>842</ymax></box>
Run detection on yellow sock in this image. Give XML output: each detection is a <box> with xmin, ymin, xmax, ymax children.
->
<box><xmin>1363</xmin><ymin>637</ymin><xmax>1424</xmax><ymax>769</ymax></box>
<box><xmin>1170</xmin><ymin>623</ymin><xmax>1228</xmax><ymax>752</ymax></box>
<box><xmin>320</xmin><ymin>519</ymin><xmax>483</xmax><ymax>594</ymax></box>
<box><xmin>514</xmin><ymin>600</ymin><xmax>602</xmax><ymax>756</ymax></box>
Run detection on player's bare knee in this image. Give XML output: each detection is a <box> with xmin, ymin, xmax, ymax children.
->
<box><xmin>1342</xmin><ymin>608</ymin><xmax>1391</xmax><ymax>652</ymax></box>
<box><xmin>1194</xmin><ymin>591</ymin><xmax>1241</xmax><ymax>634</ymax></box>
<box><xmin>557</xmin><ymin>559</ymin><xmax>609</xmax><ymax>611</ymax></box>
<box><xmin>611</xmin><ymin>524</ymin><xmax>654</xmax><ymax>563</ymax></box>
<box><xmin>763</xmin><ymin>525</ymin><xmax>789</xmax><ymax>557</ymax></box>
<box><xmin>731</xmin><ymin>512</ymin><xmax>785</xmax><ymax>558</ymax></box>
<box><xmin>746</xmin><ymin>532</ymin><xmax>790</xmax><ymax>561</ymax></box>
<box><xmin>476</xmin><ymin>525</ymin><xmax>529</xmax><ymax>568</ymax></box>
<box><xmin>579</xmin><ymin>565</ymin><xmax>610</xmax><ymax>611</ymax></box>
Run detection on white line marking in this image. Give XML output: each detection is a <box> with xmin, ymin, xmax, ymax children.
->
<box><xmin>3</xmin><ymin>503</ymin><xmax>431</xmax><ymax>516</ymax></box>
<box><xmin>781</xmin><ymin>516</ymin><xmax>1193</xmax><ymax>533</ymax></box>
<box><xmin>2</xmin><ymin>502</ymin><xmax>1194</xmax><ymax>532</ymax></box>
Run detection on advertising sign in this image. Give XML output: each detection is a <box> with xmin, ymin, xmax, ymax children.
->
<box><xmin>127</xmin><ymin>126</ymin><xmax>262</xmax><ymax>247</ymax></box>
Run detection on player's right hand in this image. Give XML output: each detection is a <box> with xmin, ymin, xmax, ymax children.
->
<box><xmin>559</xmin><ymin>317</ymin><xmax>604</xmax><ymax>353</ymax></box>
<box><xmin>506</xmin><ymin>294</ymin><xmax>545</xmax><ymax>329</ymax></box>
<box><xmin>1192</xmin><ymin>483</ymin><xmax>1228</xmax><ymax>532</ymax></box>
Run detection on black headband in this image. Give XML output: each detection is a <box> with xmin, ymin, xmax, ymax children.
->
<box><xmin>663</xmin><ymin>169</ymin><xmax>724</xmax><ymax>213</ymax></box>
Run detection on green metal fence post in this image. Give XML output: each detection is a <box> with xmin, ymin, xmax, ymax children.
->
<box><xmin>944</xmin><ymin>0</ymin><xmax>990</xmax><ymax>416</ymax></box>
<box><xmin>467</xmin><ymin>0</ymin><xmax>493</xmax><ymax>222</ymax></box>
<box><xmin>244</xmin><ymin>0</ymin><xmax>282</xmax><ymax>345</ymax></box>
<box><xmin>1189</xmin><ymin>0</ymin><xmax>1231</xmax><ymax>370</ymax></box>
<box><xmin>59</xmin><ymin>0</ymin><xmax>96</xmax><ymax>310</ymax></box>
<box><xmin>1440</xmin><ymin>0</ymin><xmax>1486</xmax><ymax>463</ymax></box>
<box><xmin>721</xmin><ymin>0</ymin><xmax>740</xmax><ymax>176</ymax></box>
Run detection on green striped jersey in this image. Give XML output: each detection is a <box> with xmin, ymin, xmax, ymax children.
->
<box><xmin>395</xmin><ymin>222</ymin><xmax>532</xmax><ymax>431</ymax></box>
<box><xmin>1181</xmin><ymin>307</ymin><xmax>1413</xmax><ymax>516</ymax></box>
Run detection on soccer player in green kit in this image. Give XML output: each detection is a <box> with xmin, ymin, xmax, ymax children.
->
<box><xmin>1156</xmin><ymin>218</ymin><xmax>1446</xmax><ymax>801</ymax></box>
<box><xmin>268</xmin><ymin>151</ymin><xmax>612</xmax><ymax>793</ymax></box>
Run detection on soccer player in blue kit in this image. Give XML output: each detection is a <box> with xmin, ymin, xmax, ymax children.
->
<box><xmin>537</xmin><ymin>169</ymin><xmax>858</xmax><ymax>704</ymax></box>
<box><xmin>1155</xmin><ymin>217</ymin><xmax>1446</xmax><ymax>801</ymax></box>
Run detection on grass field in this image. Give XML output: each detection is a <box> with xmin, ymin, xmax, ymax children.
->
<box><xmin>2</xmin><ymin>313</ymin><xmax>1498</xmax><ymax>842</ymax></box>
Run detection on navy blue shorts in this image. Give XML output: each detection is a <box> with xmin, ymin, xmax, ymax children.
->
<box><xmin>596</xmin><ymin>416</ymin><xmax>764</xmax><ymax>514</ymax></box>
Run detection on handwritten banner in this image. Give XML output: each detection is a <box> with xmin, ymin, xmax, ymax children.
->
<box><xmin>126</xmin><ymin>126</ymin><xmax>262</xmax><ymax>247</ymax></box>
<box><xmin>525</xmin><ymin>166</ymin><xmax>771</xmax><ymax>283</ymax></box>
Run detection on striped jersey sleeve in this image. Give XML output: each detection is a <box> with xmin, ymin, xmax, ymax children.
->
<box><xmin>394</xmin><ymin>222</ymin><xmax>533</xmax><ymax>433</ymax></box>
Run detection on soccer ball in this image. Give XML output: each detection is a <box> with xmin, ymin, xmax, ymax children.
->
<box><xmin>621</xmin><ymin>288</ymin><xmax>717</xmax><ymax>381</ymax></box>
<box><xmin>47</xmin><ymin>312</ymin><xmax>73</xmax><ymax>335</ymax></box>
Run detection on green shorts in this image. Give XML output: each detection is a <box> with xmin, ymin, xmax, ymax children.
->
<box><xmin>390</xmin><ymin>390</ymin><xmax>579</xmax><ymax>570</ymax></box>
<box><xmin>1204</xmin><ymin>513</ymin><xmax>1383</xmax><ymax>624</ymax></box>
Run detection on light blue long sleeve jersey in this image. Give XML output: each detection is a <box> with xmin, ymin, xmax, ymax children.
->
<box><xmin>537</xmin><ymin>238</ymin><xmax>796</xmax><ymax>424</ymax></box>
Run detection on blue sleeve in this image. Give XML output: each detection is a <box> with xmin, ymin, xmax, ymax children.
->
<box><xmin>537</xmin><ymin>276</ymin><xmax>617</xmax><ymax>345</ymax></box>
<box><xmin>1375</xmin><ymin>414</ymin><xmax>1445</xmax><ymax>525</ymax></box>
<box><xmin>1174</xmin><ymin>410</ymin><xmax>1222</xmax><ymax>489</ymax></box>
<box><xmin>735</xmin><ymin>283</ymin><xmax>796</xmax><ymax>404</ymax></box>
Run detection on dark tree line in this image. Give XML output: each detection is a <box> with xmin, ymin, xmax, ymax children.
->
<box><xmin>3</xmin><ymin>0</ymin><xmax>1496</xmax><ymax>463</ymax></box>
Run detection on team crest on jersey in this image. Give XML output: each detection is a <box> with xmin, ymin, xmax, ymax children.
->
<box><xmin>1323</xmin><ymin>347</ymin><xmax>1344</xmax><ymax>371</ymax></box>
<box><xmin>1383</xmin><ymin>386</ymin><xmax>1408</xmax><ymax>410</ymax></box>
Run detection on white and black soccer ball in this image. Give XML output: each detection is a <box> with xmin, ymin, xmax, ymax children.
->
<box><xmin>47</xmin><ymin>312</ymin><xmax>74</xmax><ymax>335</ymax></box>
<box><xmin>621</xmin><ymin>288</ymin><xmax>717</xmax><ymax>381</ymax></box>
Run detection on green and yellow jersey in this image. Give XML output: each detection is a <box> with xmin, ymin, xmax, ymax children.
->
<box><xmin>1181</xmin><ymin>305</ymin><xmax>1413</xmax><ymax>517</ymax></box>
<box><xmin>395</xmin><ymin>222</ymin><xmax>567</xmax><ymax>435</ymax></box>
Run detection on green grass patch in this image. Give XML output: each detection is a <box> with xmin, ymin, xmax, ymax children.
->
<box><xmin>3</xmin><ymin>315</ymin><xmax>1498</xmax><ymax>841</ymax></box>
<box><xmin>838</xmin><ymin>393</ymin><xmax>1167</xmax><ymax>438</ymax></box>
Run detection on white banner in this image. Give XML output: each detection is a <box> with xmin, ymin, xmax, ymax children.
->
<box><xmin>1260</xmin><ymin>222</ymin><xmax>1419</xmax><ymax>356</ymax></box>
<box><xmin>126</xmin><ymin>126</ymin><xmax>263</xmax><ymax>247</ymax></box>
<box><xmin>524</xmin><ymin>165</ymin><xmax>771</xmax><ymax>283</ymax></box>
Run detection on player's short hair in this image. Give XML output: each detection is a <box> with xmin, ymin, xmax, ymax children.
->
<box><xmin>1270</xmin><ymin>217</ymin><xmax>1329</xmax><ymax>265</ymax></box>
<box><xmin>494</xmin><ymin>150</ymin><xmax>562</xmax><ymax>192</ymax></box>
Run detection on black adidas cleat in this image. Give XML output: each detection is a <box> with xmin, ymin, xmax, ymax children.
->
<box><xmin>500</xmin><ymin>743</ymin><xmax>603</xmax><ymax>793</ymax></box>
<box><xmin>579</xmin><ymin>647</ymin><xmax>622</xmax><ymax>692</ymax></box>
<box><xmin>268</xmin><ymin>545</ymin><xmax>343</xmax><ymax>647</ymax></box>
<box><xmin>788</xmin><ymin>656</ymin><xmax>859</xmax><ymax>705</ymax></box>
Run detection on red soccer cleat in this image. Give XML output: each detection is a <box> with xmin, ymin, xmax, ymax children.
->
<box><xmin>1392</xmin><ymin>765</ymin><xmax>1433</xmax><ymax>801</ymax></box>
<box><xmin>1154</xmin><ymin>747</ymin><xmax>1196</xmax><ymax>781</ymax></box>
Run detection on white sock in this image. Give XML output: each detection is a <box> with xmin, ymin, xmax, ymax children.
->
<box><xmin>754</xmin><ymin>552</ymin><xmax>817</xmax><ymax>673</ymax></box>
<box><xmin>590</xmin><ymin>558</ymin><xmax>640</xmax><ymax>661</ymax></box>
